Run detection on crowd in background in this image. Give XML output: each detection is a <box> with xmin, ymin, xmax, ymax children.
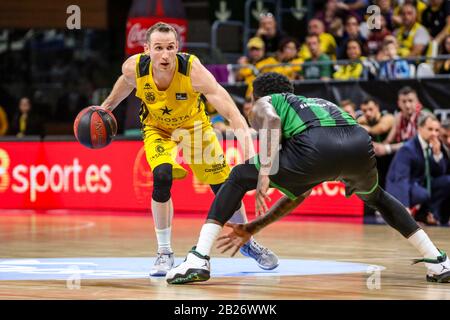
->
<box><xmin>235</xmin><ymin>0</ymin><xmax>450</xmax><ymax>98</ymax></box>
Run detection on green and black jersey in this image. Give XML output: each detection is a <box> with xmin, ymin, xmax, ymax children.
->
<box><xmin>270</xmin><ymin>93</ymin><xmax>357</xmax><ymax>138</ymax></box>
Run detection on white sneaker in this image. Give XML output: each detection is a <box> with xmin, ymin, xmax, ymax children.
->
<box><xmin>149</xmin><ymin>252</ymin><xmax>174</xmax><ymax>277</ymax></box>
<box><xmin>166</xmin><ymin>246</ymin><xmax>210</xmax><ymax>284</ymax></box>
<box><xmin>413</xmin><ymin>250</ymin><xmax>450</xmax><ymax>283</ymax></box>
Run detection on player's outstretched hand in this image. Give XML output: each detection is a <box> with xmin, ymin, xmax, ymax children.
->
<box><xmin>216</xmin><ymin>223</ymin><xmax>252</xmax><ymax>257</ymax></box>
<box><xmin>255</xmin><ymin>174</ymin><xmax>271</xmax><ymax>216</ymax></box>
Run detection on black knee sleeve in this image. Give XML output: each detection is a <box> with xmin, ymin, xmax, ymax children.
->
<box><xmin>359</xmin><ymin>187</ymin><xmax>420</xmax><ymax>238</ymax></box>
<box><xmin>207</xmin><ymin>164</ymin><xmax>259</xmax><ymax>224</ymax></box>
<box><xmin>152</xmin><ymin>164</ymin><xmax>173</xmax><ymax>202</ymax></box>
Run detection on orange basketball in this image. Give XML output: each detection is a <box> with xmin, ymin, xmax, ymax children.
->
<box><xmin>73</xmin><ymin>106</ymin><xmax>117</xmax><ymax>149</ymax></box>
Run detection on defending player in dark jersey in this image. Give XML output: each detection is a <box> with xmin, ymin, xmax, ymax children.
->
<box><xmin>166</xmin><ymin>72</ymin><xmax>450</xmax><ymax>285</ymax></box>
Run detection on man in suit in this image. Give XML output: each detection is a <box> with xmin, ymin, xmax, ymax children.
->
<box><xmin>439</xmin><ymin>119</ymin><xmax>450</xmax><ymax>225</ymax></box>
<box><xmin>386</xmin><ymin>113</ymin><xmax>450</xmax><ymax>225</ymax></box>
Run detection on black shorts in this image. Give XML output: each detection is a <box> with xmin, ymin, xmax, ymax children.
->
<box><xmin>254</xmin><ymin>125</ymin><xmax>378</xmax><ymax>199</ymax></box>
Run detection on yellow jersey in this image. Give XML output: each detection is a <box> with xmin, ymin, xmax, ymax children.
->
<box><xmin>135</xmin><ymin>52</ymin><xmax>209</xmax><ymax>133</ymax></box>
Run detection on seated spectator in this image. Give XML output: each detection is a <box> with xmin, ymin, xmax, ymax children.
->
<box><xmin>337</xmin><ymin>15</ymin><xmax>368</xmax><ymax>59</ymax></box>
<box><xmin>394</xmin><ymin>3</ymin><xmax>430</xmax><ymax>58</ymax></box>
<box><xmin>255</xmin><ymin>12</ymin><xmax>286</xmax><ymax>56</ymax></box>
<box><xmin>340</xmin><ymin>99</ymin><xmax>358</xmax><ymax>119</ymax></box>
<box><xmin>358</xmin><ymin>98</ymin><xmax>395</xmax><ymax>188</ymax></box>
<box><xmin>236</xmin><ymin>37</ymin><xmax>274</xmax><ymax>97</ymax></box>
<box><xmin>315</xmin><ymin>0</ymin><xmax>341</xmax><ymax>33</ymax></box>
<box><xmin>336</xmin><ymin>0</ymin><xmax>370</xmax><ymax>22</ymax></box>
<box><xmin>261</xmin><ymin>38</ymin><xmax>303</xmax><ymax>80</ymax></box>
<box><xmin>0</xmin><ymin>105</ymin><xmax>8</xmax><ymax>136</ymax></box>
<box><xmin>9</xmin><ymin>97</ymin><xmax>44</xmax><ymax>137</ymax></box>
<box><xmin>333</xmin><ymin>39</ymin><xmax>367</xmax><ymax>79</ymax></box>
<box><xmin>393</xmin><ymin>0</ymin><xmax>428</xmax><ymax>26</ymax></box>
<box><xmin>374</xmin><ymin>86</ymin><xmax>423</xmax><ymax>156</ymax></box>
<box><xmin>299</xmin><ymin>34</ymin><xmax>333</xmax><ymax>80</ymax></box>
<box><xmin>435</xmin><ymin>35</ymin><xmax>450</xmax><ymax>74</ymax></box>
<box><xmin>421</xmin><ymin>0</ymin><xmax>450</xmax><ymax>41</ymax></box>
<box><xmin>441</xmin><ymin>119</ymin><xmax>450</xmax><ymax>158</ymax></box>
<box><xmin>375</xmin><ymin>0</ymin><xmax>395</xmax><ymax>31</ymax></box>
<box><xmin>378</xmin><ymin>38</ymin><xmax>411</xmax><ymax>79</ymax></box>
<box><xmin>386</xmin><ymin>112</ymin><xmax>450</xmax><ymax>225</ymax></box>
<box><xmin>358</xmin><ymin>98</ymin><xmax>395</xmax><ymax>142</ymax></box>
<box><xmin>366</xmin><ymin>14</ymin><xmax>392</xmax><ymax>57</ymax></box>
<box><xmin>299</xmin><ymin>19</ymin><xmax>337</xmax><ymax>60</ymax></box>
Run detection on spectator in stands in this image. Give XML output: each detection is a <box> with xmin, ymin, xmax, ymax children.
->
<box><xmin>435</xmin><ymin>35</ymin><xmax>450</xmax><ymax>74</ymax></box>
<box><xmin>9</xmin><ymin>97</ymin><xmax>43</xmax><ymax>138</ymax></box>
<box><xmin>386</xmin><ymin>112</ymin><xmax>450</xmax><ymax>226</ymax></box>
<box><xmin>358</xmin><ymin>98</ymin><xmax>395</xmax><ymax>188</ymax></box>
<box><xmin>378</xmin><ymin>38</ymin><xmax>411</xmax><ymax>79</ymax></box>
<box><xmin>236</xmin><ymin>37</ymin><xmax>273</xmax><ymax>98</ymax></box>
<box><xmin>315</xmin><ymin>0</ymin><xmax>341</xmax><ymax>33</ymax></box>
<box><xmin>393</xmin><ymin>0</ymin><xmax>428</xmax><ymax>26</ymax></box>
<box><xmin>441</xmin><ymin>119</ymin><xmax>450</xmax><ymax>158</ymax></box>
<box><xmin>262</xmin><ymin>38</ymin><xmax>303</xmax><ymax>80</ymax></box>
<box><xmin>299</xmin><ymin>34</ymin><xmax>333</xmax><ymax>80</ymax></box>
<box><xmin>374</xmin><ymin>86</ymin><xmax>423</xmax><ymax>156</ymax></box>
<box><xmin>337</xmin><ymin>15</ymin><xmax>367</xmax><ymax>59</ymax></box>
<box><xmin>366</xmin><ymin>14</ymin><xmax>392</xmax><ymax>58</ymax></box>
<box><xmin>336</xmin><ymin>0</ymin><xmax>370</xmax><ymax>22</ymax></box>
<box><xmin>358</xmin><ymin>98</ymin><xmax>395</xmax><ymax>142</ymax></box>
<box><xmin>0</xmin><ymin>105</ymin><xmax>8</xmax><ymax>136</ymax></box>
<box><xmin>255</xmin><ymin>12</ymin><xmax>286</xmax><ymax>56</ymax></box>
<box><xmin>340</xmin><ymin>99</ymin><xmax>358</xmax><ymax>119</ymax></box>
<box><xmin>421</xmin><ymin>0</ymin><xmax>450</xmax><ymax>41</ymax></box>
<box><xmin>375</xmin><ymin>0</ymin><xmax>395</xmax><ymax>31</ymax></box>
<box><xmin>394</xmin><ymin>3</ymin><xmax>430</xmax><ymax>58</ymax></box>
<box><xmin>299</xmin><ymin>19</ymin><xmax>337</xmax><ymax>60</ymax></box>
<box><xmin>334</xmin><ymin>39</ymin><xmax>367</xmax><ymax>79</ymax></box>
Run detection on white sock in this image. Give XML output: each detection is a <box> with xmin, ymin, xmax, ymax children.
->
<box><xmin>408</xmin><ymin>229</ymin><xmax>441</xmax><ymax>259</ymax></box>
<box><xmin>195</xmin><ymin>223</ymin><xmax>222</xmax><ymax>257</ymax></box>
<box><xmin>155</xmin><ymin>227</ymin><xmax>172</xmax><ymax>254</ymax></box>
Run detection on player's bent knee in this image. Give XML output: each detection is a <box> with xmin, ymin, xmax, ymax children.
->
<box><xmin>152</xmin><ymin>164</ymin><xmax>173</xmax><ymax>202</ymax></box>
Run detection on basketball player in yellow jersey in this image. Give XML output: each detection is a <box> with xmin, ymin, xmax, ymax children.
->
<box><xmin>100</xmin><ymin>22</ymin><xmax>279</xmax><ymax>276</ymax></box>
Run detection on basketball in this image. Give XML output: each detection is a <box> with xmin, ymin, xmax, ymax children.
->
<box><xmin>73</xmin><ymin>106</ymin><xmax>117</xmax><ymax>149</ymax></box>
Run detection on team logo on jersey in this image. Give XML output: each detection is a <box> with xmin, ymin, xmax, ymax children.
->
<box><xmin>144</xmin><ymin>83</ymin><xmax>152</xmax><ymax>90</ymax></box>
<box><xmin>160</xmin><ymin>106</ymin><xmax>173</xmax><ymax>115</ymax></box>
<box><xmin>155</xmin><ymin>145</ymin><xmax>165</xmax><ymax>153</ymax></box>
<box><xmin>175</xmin><ymin>93</ymin><xmax>187</xmax><ymax>100</ymax></box>
<box><xmin>145</xmin><ymin>92</ymin><xmax>155</xmax><ymax>102</ymax></box>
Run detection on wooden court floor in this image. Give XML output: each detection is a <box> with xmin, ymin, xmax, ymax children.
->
<box><xmin>1</xmin><ymin>211</ymin><xmax>450</xmax><ymax>300</ymax></box>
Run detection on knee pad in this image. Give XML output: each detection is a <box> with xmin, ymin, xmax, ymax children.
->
<box><xmin>152</xmin><ymin>164</ymin><xmax>173</xmax><ymax>202</ymax></box>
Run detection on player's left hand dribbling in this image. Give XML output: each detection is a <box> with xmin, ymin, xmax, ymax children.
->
<box><xmin>255</xmin><ymin>174</ymin><xmax>271</xmax><ymax>216</ymax></box>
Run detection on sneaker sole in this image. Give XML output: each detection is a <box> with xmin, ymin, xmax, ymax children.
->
<box><xmin>149</xmin><ymin>270</ymin><xmax>168</xmax><ymax>277</ymax></box>
<box><xmin>240</xmin><ymin>249</ymin><xmax>279</xmax><ymax>271</ymax></box>
<box><xmin>166</xmin><ymin>269</ymin><xmax>210</xmax><ymax>285</ymax></box>
<box><xmin>426</xmin><ymin>271</ymin><xmax>450</xmax><ymax>283</ymax></box>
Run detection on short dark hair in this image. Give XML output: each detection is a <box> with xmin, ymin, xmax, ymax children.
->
<box><xmin>278</xmin><ymin>37</ymin><xmax>299</xmax><ymax>52</ymax></box>
<box><xmin>306</xmin><ymin>33</ymin><xmax>320</xmax><ymax>42</ymax></box>
<box><xmin>398</xmin><ymin>86</ymin><xmax>416</xmax><ymax>96</ymax></box>
<box><xmin>252</xmin><ymin>72</ymin><xmax>294</xmax><ymax>99</ymax></box>
<box><xmin>145</xmin><ymin>22</ymin><xmax>178</xmax><ymax>43</ymax></box>
<box><xmin>361</xmin><ymin>97</ymin><xmax>379</xmax><ymax>107</ymax></box>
